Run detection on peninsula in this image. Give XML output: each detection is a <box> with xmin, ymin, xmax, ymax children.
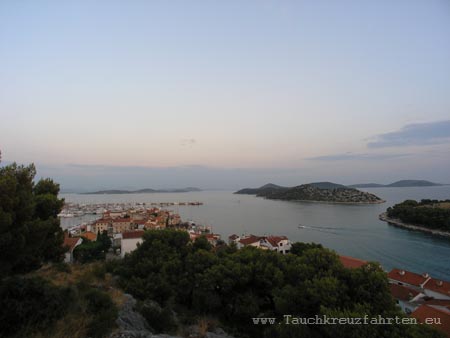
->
<box><xmin>380</xmin><ymin>199</ymin><xmax>450</xmax><ymax>238</ymax></box>
<box><xmin>235</xmin><ymin>182</ymin><xmax>384</xmax><ymax>204</ymax></box>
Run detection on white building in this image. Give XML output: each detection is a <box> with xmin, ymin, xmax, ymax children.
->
<box><xmin>120</xmin><ymin>230</ymin><xmax>145</xmax><ymax>257</ymax></box>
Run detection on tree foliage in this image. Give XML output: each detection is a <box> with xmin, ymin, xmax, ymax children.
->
<box><xmin>115</xmin><ymin>229</ymin><xmax>444</xmax><ymax>337</ymax></box>
<box><xmin>0</xmin><ymin>162</ymin><xmax>65</xmax><ymax>277</ymax></box>
<box><xmin>387</xmin><ymin>199</ymin><xmax>450</xmax><ymax>231</ymax></box>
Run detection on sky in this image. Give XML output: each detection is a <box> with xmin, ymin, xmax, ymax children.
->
<box><xmin>1</xmin><ymin>0</ymin><xmax>449</xmax><ymax>191</ymax></box>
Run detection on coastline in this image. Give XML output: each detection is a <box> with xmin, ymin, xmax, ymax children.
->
<box><xmin>379</xmin><ymin>212</ymin><xmax>450</xmax><ymax>238</ymax></box>
<box><xmin>263</xmin><ymin>197</ymin><xmax>386</xmax><ymax>205</ymax></box>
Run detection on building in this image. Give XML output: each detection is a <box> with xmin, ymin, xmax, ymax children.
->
<box><xmin>63</xmin><ymin>234</ymin><xmax>83</xmax><ymax>263</ymax></box>
<box><xmin>266</xmin><ymin>236</ymin><xmax>291</xmax><ymax>254</ymax></box>
<box><xmin>234</xmin><ymin>234</ymin><xmax>292</xmax><ymax>254</ymax></box>
<box><xmin>411</xmin><ymin>305</ymin><xmax>450</xmax><ymax>338</ymax></box>
<box><xmin>81</xmin><ymin>231</ymin><xmax>97</xmax><ymax>241</ymax></box>
<box><xmin>121</xmin><ymin>230</ymin><xmax>145</xmax><ymax>257</ymax></box>
<box><xmin>423</xmin><ymin>278</ymin><xmax>450</xmax><ymax>300</ymax></box>
<box><xmin>388</xmin><ymin>269</ymin><xmax>431</xmax><ymax>290</ymax></box>
<box><xmin>339</xmin><ymin>255</ymin><xmax>367</xmax><ymax>269</ymax></box>
<box><xmin>389</xmin><ymin>284</ymin><xmax>423</xmax><ymax>314</ymax></box>
<box><xmin>92</xmin><ymin>218</ymin><xmax>112</xmax><ymax>234</ymax></box>
<box><xmin>112</xmin><ymin>218</ymin><xmax>132</xmax><ymax>234</ymax></box>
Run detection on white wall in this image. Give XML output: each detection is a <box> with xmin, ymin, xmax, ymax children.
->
<box><xmin>121</xmin><ymin>238</ymin><xmax>143</xmax><ymax>257</ymax></box>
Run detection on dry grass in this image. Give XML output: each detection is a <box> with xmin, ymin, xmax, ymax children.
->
<box><xmin>31</xmin><ymin>262</ymin><xmax>126</xmax><ymax>306</ymax></box>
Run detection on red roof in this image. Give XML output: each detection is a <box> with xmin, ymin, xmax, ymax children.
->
<box><xmin>424</xmin><ymin>278</ymin><xmax>450</xmax><ymax>298</ymax></box>
<box><xmin>122</xmin><ymin>230</ymin><xmax>145</xmax><ymax>239</ymax></box>
<box><xmin>113</xmin><ymin>218</ymin><xmax>131</xmax><ymax>223</ymax></box>
<box><xmin>63</xmin><ymin>235</ymin><xmax>81</xmax><ymax>252</ymax></box>
<box><xmin>411</xmin><ymin>305</ymin><xmax>450</xmax><ymax>337</ymax></box>
<box><xmin>239</xmin><ymin>235</ymin><xmax>263</xmax><ymax>245</ymax></box>
<box><xmin>389</xmin><ymin>283</ymin><xmax>421</xmax><ymax>301</ymax></box>
<box><xmin>266</xmin><ymin>236</ymin><xmax>288</xmax><ymax>247</ymax></box>
<box><xmin>81</xmin><ymin>231</ymin><xmax>97</xmax><ymax>241</ymax></box>
<box><xmin>95</xmin><ymin>218</ymin><xmax>111</xmax><ymax>224</ymax></box>
<box><xmin>387</xmin><ymin>269</ymin><xmax>430</xmax><ymax>287</ymax></box>
<box><xmin>133</xmin><ymin>219</ymin><xmax>148</xmax><ymax>224</ymax></box>
<box><xmin>339</xmin><ymin>255</ymin><xmax>367</xmax><ymax>269</ymax></box>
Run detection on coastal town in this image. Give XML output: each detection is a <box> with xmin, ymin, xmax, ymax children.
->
<box><xmin>62</xmin><ymin>204</ymin><xmax>450</xmax><ymax>337</ymax></box>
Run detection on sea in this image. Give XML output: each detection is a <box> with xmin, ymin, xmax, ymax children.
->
<box><xmin>61</xmin><ymin>186</ymin><xmax>450</xmax><ymax>280</ymax></box>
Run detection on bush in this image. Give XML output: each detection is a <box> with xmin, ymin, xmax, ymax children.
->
<box><xmin>85</xmin><ymin>289</ymin><xmax>118</xmax><ymax>338</ymax></box>
<box><xmin>139</xmin><ymin>299</ymin><xmax>178</xmax><ymax>333</ymax></box>
<box><xmin>0</xmin><ymin>277</ymin><xmax>72</xmax><ymax>337</ymax></box>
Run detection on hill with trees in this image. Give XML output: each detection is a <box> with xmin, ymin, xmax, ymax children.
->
<box><xmin>385</xmin><ymin>199</ymin><xmax>450</xmax><ymax>233</ymax></box>
<box><xmin>236</xmin><ymin>182</ymin><xmax>383</xmax><ymax>204</ymax></box>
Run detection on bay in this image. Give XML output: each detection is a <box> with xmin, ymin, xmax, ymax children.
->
<box><xmin>61</xmin><ymin>185</ymin><xmax>450</xmax><ymax>280</ymax></box>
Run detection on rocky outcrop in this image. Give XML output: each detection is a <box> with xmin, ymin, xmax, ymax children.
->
<box><xmin>110</xmin><ymin>294</ymin><xmax>235</xmax><ymax>338</ymax></box>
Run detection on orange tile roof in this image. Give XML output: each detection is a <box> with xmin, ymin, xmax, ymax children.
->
<box><xmin>387</xmin><ymin>269</ymin><xmax>430</xmax><ymax>287</ymax></box>
<box><xmin>81</xmin><ymin>231</ymin><xmax>97</xmax><ymax>241</ymax></box>
<box><xmin>339</xmin><ymin>255</ymin><xmax>367</xmax><ymax>269</ymax></box>
<box><xmin>266</xmin><ymin>236</ymin><xmax>288</xmax><ymax>247</ymax></box>
<box><xmin>239</xmin><ymin>235</ymin><xmax>263</xmax><ymax>245</ymax></box>
<box><xmin>63</xmin><ymin>235</ymin><xmax>81</xmax><ymax>252</ymax></box>
<box><xmin>424</xmin><ymin>278</ymin><xmax>450</xmax><ymax>298</ymax></box>
<box><xmin>411</xmin><ymin>305</ymin><xmax>450</xmax><ymax>337</ymax></box>
<box><xmin>122</xmin><ymin>230</ymin><xmax>145</xmax><ymax>239</ymax></box>
<box><xmin>113</xmin><ymin>218</ymin><xmax>131</xmax><ymax>223</ymax></box>
<box><xmin>389</xmin><ymin>283</ymin><xmax>421</xmax><ymax>301</ymax></box>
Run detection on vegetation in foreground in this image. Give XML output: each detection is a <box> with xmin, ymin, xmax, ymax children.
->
<box><xmin>0</xmin><ymin>157</ymin><xmax>117</xmax><ymax>338</ymax></box>
<box><xmin>113</xmin><ymin>230</ymin><xmax>443</xmax><ymax>338</ymax></box>
<box><xmin>387</xmin><ymin>199</ymin><xmax>450</xmax><ymax>232</ymax></box>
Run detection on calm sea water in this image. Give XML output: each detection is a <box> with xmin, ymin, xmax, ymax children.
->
<box><xmin>61</xmin><ymin>186</ymin><xmax>450</xmax><ymax>280</ymax></box>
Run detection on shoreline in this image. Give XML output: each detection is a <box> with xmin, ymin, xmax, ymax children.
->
<box><xmin>264</xmin><ymin>197</ymin><xmax>386</xmax><ymax>205</ymax></box>
<box><xmin>379</xmin><ymin>212</ymin><xmax>450</xmax><ymax>238</ymax></box>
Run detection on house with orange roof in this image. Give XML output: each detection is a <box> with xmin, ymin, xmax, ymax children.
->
<box><xmin>81</xmin><ymin>231</ymin><xmax>97</xmax><ymax>241</ymax></box>
<box><xmin>424</xmin><ymin>278</ymin><xmax>450</xmax><ymax>300</ymax></box>
<box><xmin>63</xmin><ymin>234</ymin><xmax>83</xmax><ymax>263</ymax></box>
<box><xmin>411</xmin><ymin>305</ymin><xmax>450</xmax><ymax>337</ymax></box>
<box><xmin>388</xmin><ymin>268</ymin><xmax>431</xmax><ymax>290</ymax></box>
<box><xmin>266</xmin><ymin>235</ymin><xmax>292</xmax><ymax>254</ymax></box>
<box><xmin>120</xmin><ymin>230</ymin><xmax>145</xmax><ymax>257</ymax></box>
<box><xmin>389</xmin><ymin>283</ymin><xmax>424</xmax><ymax>314</ymax></box>
<box><xmin>339</xmin><ymin>255</ymin><xmax>367</xmax><ymax>269</ymax></box>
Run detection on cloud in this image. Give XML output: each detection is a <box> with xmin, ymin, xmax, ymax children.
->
<box><xmin>367</xmin><ymin>120</ymin><xmax>450</xmax><ymax>148</ymax></box>
<box><xmin>306</xmin><ymin>152</ymin><xmax>410</xmax><ymax>161</ymax></box>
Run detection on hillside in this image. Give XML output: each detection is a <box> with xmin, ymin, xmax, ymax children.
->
<box><xmin>349</xmin><ymin>180</ymin><xmax>442</xmax><ymax>188</ymax></box>
<box><xmin>234</xmin><ymin>183</ymin><xmax>287</xmax><ymax>195</ymax></box>
<box><xmin>83</xmin><ymin>187</ymin><xmax>201</xmax><ymax>194</ymax></box>
<box><xmin>259</xmin><ymin>184</ymin><xmax>384</xmax><ymax>204</ymax></box>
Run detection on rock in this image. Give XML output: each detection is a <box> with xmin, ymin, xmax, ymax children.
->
<box><xmin>111</xmin><ymin>294</ymin><xmax>153</xmax><ymax>338</ymax></box>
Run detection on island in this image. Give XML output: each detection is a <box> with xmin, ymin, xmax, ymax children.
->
<box><xmin>235</xmin><ymin>182</ymin><xmax>384</xmax><ymax>204</ymax></box>
<box><xmin>82</xmin><ymin>187</ymin><xmax>201</xmax><ymax>194</ymax></box>
<box><xmin>349</xmin><ymin>180</ymin><xmax>444</xmax><ymax>188</ymax></box>
<box><xmin>380</xmin><ymin>199</ymin><xmax>450</xmax><ymax>238</ymax></box>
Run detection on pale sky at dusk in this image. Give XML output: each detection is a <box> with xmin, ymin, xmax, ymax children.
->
<box><xmin>1</xmin><ymin>1</ymin><xmax>450</xmax><ymax>190</ymax></box>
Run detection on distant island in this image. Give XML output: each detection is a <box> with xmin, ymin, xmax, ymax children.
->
<box><xmin>349</xmin><ymin>180</ymin><xmax>444</xmax><ymax>188</ymax></box>
<box><xmin>235</xmin><ymin>182</ymin><xmax>384</xmax><ymax>204</ymax></box>
<box><xmin>380</xmin><ymin>199</ymin><xmax>450</xmax><ymax>238</ymax></box>
<box><xmin>82</xmin><ymin>187</ymin><xmax>201</xmax><ymax>194</ymax></box>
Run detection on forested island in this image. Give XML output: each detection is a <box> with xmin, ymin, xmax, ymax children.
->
<box><xmin>236</xmin><ymin>182</ymin><xmax>384</xmax><ymax>204</ymax></box>
<box><xmin>381</xmin><ymin>199</ymin><xmax>450</xmax><ymax>237</ymax></box>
